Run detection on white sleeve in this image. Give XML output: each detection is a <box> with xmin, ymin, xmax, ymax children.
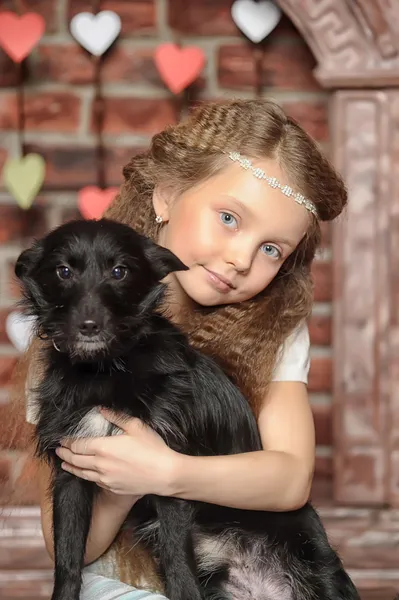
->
<box><xmin>271</xmin><ymin>321</ymin><xmax>310</xmax><ymax>384</ymax></box>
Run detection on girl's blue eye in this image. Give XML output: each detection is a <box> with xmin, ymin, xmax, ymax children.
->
<box><xmin>261</xmin><ymin>244</ymin><xmax>281</xmax><ymax>259</ymax></box>
<box><xmin>220</xmin><ymin>212</ymin><xmax>238</xmax><ymax>228</ymax></box>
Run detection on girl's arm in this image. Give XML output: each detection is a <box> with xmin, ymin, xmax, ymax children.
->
<box><xmin>170</xmin><ymin>381</ymin><xmax>316</xmax><ymax>511</ymax></box>
<box><xmin>38</xmin><ymin>460</ymin><xmax>139</xmax><ymax>565</ymax></box>
<box><xmin>58</xmin><ymin>382</ymin><xmax>315</xmax><ymax>513</ymax></box>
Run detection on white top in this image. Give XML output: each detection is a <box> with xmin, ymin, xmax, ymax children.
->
<box><xmin>271</xmin><ymin>320</ymin><xmax>310</xmax><ymax>383</ymax></box>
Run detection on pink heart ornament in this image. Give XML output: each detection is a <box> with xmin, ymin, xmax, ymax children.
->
<box><xmin>154</xmin><ymin>43</ymin><xmax>206</xmax><ymax>94</ymax></box>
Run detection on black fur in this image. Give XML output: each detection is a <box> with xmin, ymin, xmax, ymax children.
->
<box><xmin>16</xmin><ymin>218</ymin><xmax>361</xmax><ymax>600</ymax></box>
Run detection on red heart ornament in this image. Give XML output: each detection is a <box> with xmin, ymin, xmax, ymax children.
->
<box><xmin>154</xmin><ymin>43</ymin><xmax>206</xmax><ymax>94</ymax></box>
<box><xmin>78</xmin><ymin>186</ymin><xmax>119</xmax><ymax>220</ymax></box>
<box><xmin>0</xmin><ymin>12</ymin><xmax>45</xmax><ymax>63</ymax></box>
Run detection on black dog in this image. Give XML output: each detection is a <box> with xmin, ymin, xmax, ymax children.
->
<box><xmin>15</xmin><ymin>218</ymin><xmax>360</xmax><ymax>600</ymax></box>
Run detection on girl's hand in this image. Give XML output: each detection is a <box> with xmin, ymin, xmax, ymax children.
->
<box><xmin>55</xmin><ymin>409</ymin><xmax>180</xmax><ymax>497</ymax></box>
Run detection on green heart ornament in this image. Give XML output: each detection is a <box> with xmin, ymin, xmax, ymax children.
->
<box><xmin>3</xmin><ymin>153</ymin><xmax>46</xmax><ymax>209</ymax></box>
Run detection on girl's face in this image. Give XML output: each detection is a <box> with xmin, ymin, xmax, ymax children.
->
<box><xmin>154</xmin><ymin>158</ymin><xmax>310</xmax><ymax>308</ymax></box>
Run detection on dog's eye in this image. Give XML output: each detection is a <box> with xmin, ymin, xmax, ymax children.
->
<box><xmin>111</xmin><ymin>266</ymin><xmax>127</xmax><ymax>280</ymax></box>
<box><xmin>56</xmin><ymin>266</ymin><xmax>73</xmax><ymax>280</ymax></box>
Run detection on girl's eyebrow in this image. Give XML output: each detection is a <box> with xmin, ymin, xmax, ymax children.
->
<box><xmin>222</xmin><ymin>196</ymin><xmax>297</xmax><ymax>249</ymax></box>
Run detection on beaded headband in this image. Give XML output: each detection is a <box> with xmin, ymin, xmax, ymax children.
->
<box><xmin>227</xmin><ymin>151</ymin><xmax>318</xmax><ymax>217</ymax></box>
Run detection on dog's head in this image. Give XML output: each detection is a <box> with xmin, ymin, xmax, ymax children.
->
<box><xmin>15</xmin><ymin>218</ymin><xmax>188</xmax><ymax>360</ymax></box>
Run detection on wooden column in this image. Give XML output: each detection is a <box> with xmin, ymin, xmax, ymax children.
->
<box><xmin>277</xmin><ymin>0</ymin><xmax>399</xmax><ymax>505</ymax></box>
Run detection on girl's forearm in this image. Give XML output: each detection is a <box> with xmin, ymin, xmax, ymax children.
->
<box><xmin>84</xmin><ymin>492</ymin><xmax>139</xmax><ymax>565</ymax></box>
<box><xmin>169</xmin><ymin>450</ymin><xmax>312</xmax><ymax>511</ymax></box>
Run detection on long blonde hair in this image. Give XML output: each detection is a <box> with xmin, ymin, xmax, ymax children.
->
<box><xmin>7</xmin><ymin>99</ymin><xmax>347</xmax><ymax>590</ymax></box>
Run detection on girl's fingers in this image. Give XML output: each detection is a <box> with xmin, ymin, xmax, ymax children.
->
<box><xmin>61</xmin><ymin>462</ymin><xmax>100</xmax><ymax>483</ymax></box>
<box><xmin>56</xmin><ymin>446</ymin><xmax>99</xmax><ymax>471</ymax></box>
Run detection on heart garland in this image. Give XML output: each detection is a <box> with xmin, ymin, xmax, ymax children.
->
<box><xmin>5</xmin><ymin>311</ymin><xmax>36</xmax><ymax>353</ymax></box>
<box><xmin>3</xmin><ymin>154</ymin><xmax>46</xmax><ymax>210</ymax></box>
<box><xmin>231</xmin><ymin>0</ymin><xmax>282</xmax><ymax>99</ymax></box>
<box><xmin>70</xmin><ymin>10</ymin><xmax>121</xmax><ymax>57</ymax></box>
<box><xmin>231</xmin><ymin>0</ymin><xmax>282</xmax><ymax>44</ymax></box>
<box><xmin>72</xmin><ymin>3</ymin><xmax>121</xmax><ymax>219</ymax></box>
<box><xmin>78</xmin><ymin>186</ymin><xmax>119</xmax><ymax>219</ymax></box>
<box><xmin>0</xmin><ymin>11</ymin><xmax>45</xmax><ymax>62</ymax></box>
<box><xmin>0</xmin><ymin>1</ymin><xmax>281</xmax><ymax>216</ymax></box>
<box><xmin>154</xmin><ymin>43</ymin><xmax>206</xmax><ymax>95</ymax></box>
<box><xmin>0</xmin><ymin>8</ymin><xmax>46</xmax><ymax>210</ymax></box>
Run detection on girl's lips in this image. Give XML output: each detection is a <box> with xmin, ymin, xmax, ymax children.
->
<box><xmin>204</xmin><ymin>268</ymin><xmax>233</xmax><ymax>293</ymax></box>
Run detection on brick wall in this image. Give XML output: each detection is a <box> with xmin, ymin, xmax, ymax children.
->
<box><xmin>0</xmin><ymin>0</ymin><xmax>333</xmax><ymax>504</ymax></box>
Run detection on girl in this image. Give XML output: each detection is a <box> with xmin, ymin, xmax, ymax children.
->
<box><xmin>17</xmin><ymin>99</ymin><xmax>346</xmax><ymax>599</ymax></box>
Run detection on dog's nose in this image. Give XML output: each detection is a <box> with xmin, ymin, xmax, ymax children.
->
<box><xmin>79</xmin><ymin>320</ymin><xmax>99</xmax><ymax>336</ymax></box>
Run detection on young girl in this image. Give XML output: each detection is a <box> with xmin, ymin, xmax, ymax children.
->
<box><xmin>18</xmin><ymin>99</ymin><xmax>347</xmax><ymax>599</ymax></box>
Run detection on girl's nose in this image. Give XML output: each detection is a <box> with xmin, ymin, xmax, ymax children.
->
<box><xmin>225</xmin><ymin>243</ymin><xmax>253</xmax><ymax>273</ymax></box>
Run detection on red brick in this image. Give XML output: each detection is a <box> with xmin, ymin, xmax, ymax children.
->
<box><xmin>311</xmin><ymin>455</ymin><xmax>333</xmax><ymax>502</ymax></box>
<box><xmin>92</xmin><ymin>98</ymin><xmax>178</xmax><ymax>135</ymax></box>
<box><xmin>60</xmin><ymin>207</ymin><xmax>82</xmax><ymax>224</ymax></box>
<box><xmin>0</xmin><ymin>92</ymin><xmax>18</xmax><ymax>129</ymax></box>
<box><xmin>0</xmin><ymin>453</ymin><xmax>11</xmax><ymax>484</ymax></box>
<box><xmin>0</xmin><ymin>91</ymin><xmax>82</xmax><ymax>132</ymax></box>
<box><xmin>281</xmin><ymin>100</ymin><xmax>329</xmax><ymax>142</ymax></box>
<box><xmin>23</xmin><ymin>144</ymin><xmax>143</xmax><ymax>189</ymax></box>
<box><xmin>68</xmin><ymin>0</ymin><xmax>156</xmax><ymax>35</ymax></box>
<box><xmin>309</xmin><ymin>314</ymin><xmax>331</xmax><ymax>346</ymax></box>
<box><xmin>0</xmin><ymin>205</ymin><xmax>48</xmax><ymax>244</ymax></box>
<box><xmin>218</xmin><ymin>43</ymin><xmax>321</xmax><ymax>92</ymax></box>
<box><xmin>0</xmin><ymin>147</ymin><xmax>8</xmax><ymax>172</ymax></box>
<box><xmin>308</xmin><ymin>357</ymin><xmax>332</xmax><ymax>393</ymax></box>
<box><xmin>1</xmin><ymin>0</ymin><xmax>59</xmax><ymax>33</ymax></box>
<box><xmin>0</xmin><ymin>51</ymin><xmax>19</xmax><ymax>87</ymax></box>
<box><xmin>102</xmin><ymin>46</ymin><xmax>163</xmax><ymax>86</ymax></box>
<box><xmin>312</xmin><ymin>403</ymin><xmax>332</xmax><ymax>446</ymax></box>
<box><xmin>0</xmin><ymin>356</ymin><xmax>18</xmax><ymax>388</ymax></box>
<box><xmin>312</xmin><ymin>261</ymin><xmax>332</xmax><ymax>302</ymax></box>
<box><xmin>169</xmin><ymin>2</ymin><xmax>297</xmax><ymax>37</ymax></box>
<box><xmin>24</xmin><ymin>92</ymin><xmax>82</xmax><ymax>132</ymax></box>
<box><xmin>6</xmin><ymin>260</ymin><xmax>22</xmax><ymax>301</ymax></box>
<box><xmin>33</xmin><ymin>44</ymin><xmax>94</xmax><ymax>85</ymax></box>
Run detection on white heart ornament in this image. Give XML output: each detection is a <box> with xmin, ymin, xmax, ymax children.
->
<box><xmin>70</xmin><ymin>10</ymin><xmax>121</xmax><ymax>56</ymax></box>
<box><xmin>6</xmin><ymin>312</ymin><xmax>36</xmax><ymax>353</ymax></box>
<box><xmin>232</xmin><ymin>0</ymin><xmax>282</xmax><ymax>44</ymax></box>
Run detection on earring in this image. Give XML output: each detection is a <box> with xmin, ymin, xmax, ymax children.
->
<box><xmin>155</xmin><ymin>215</ymin><xmax>163</xmax><ymax>224</ymax></box>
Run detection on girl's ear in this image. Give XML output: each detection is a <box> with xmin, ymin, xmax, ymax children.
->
<box><xmin>152</xmin><ymin>186</ymin><xmax>173</xmax><ymax>222</ymax></box>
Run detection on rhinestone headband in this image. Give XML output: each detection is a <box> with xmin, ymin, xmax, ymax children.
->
<box><xmin>227</xmin><ymin>151</ymin><xmax>318</xmax><ymax>217</ymax></box>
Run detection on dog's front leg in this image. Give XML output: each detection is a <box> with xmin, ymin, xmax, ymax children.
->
<box><xmin>51</xmin><ymin>463</ymin><xmax>94</xmax><ymax>600</ymax></box>
<box><xmin>155</xmin><ymin>497</ymin><xmax>203</xmax><ymax>600</ymax></box>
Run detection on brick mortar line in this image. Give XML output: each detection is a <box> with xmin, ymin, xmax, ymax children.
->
<box><xmin>0</xmin><ymin>84</ymin><xmax>330</xmax><ymax>103</ymax></box>
<box><xmin>33</xmin><ymin>33</ymin><xmax>310</xmax><ymax>48</ymax></box>
<box><xmin>0</xmin><ymin>131</ymin><xmax>154</xmax><ymax>145</ymax></box>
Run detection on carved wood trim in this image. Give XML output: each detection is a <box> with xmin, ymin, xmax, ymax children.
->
<box><xmin>277</xmin><ymin>0</ymin><xmax>399</xmax><ymax>87</ymax></box>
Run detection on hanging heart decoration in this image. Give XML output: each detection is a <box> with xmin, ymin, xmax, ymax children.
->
<box><xmin>154</xmin><ymin>43</ymin><xmax>206</xmax><ymax>94</ymax></box>
<box><xmin>3</xmin><ymin>153</ymin><xmax>46</xmax><ymax>210</ymax></box>
<box><xmin>231</xmin><ymin>0</ymin><xmax>282</xmax><ymax>44</ymax></box>
<box><xmin>6</xmin><ymin>312</ymin><xmax>36</xmax><ymax>353</ymax></box>
<box><xmin>0</xmin><ymin>11</ymin><xmax>45</xmax><ymax>62</ymax></box>
<box><xmin>70</xmin><ymin>10</ymin><xmax>122</xmax><ymax>56</ymax></box>
<box><xmin>78</xmin><ymin>186</ymin><xmax>119</xmax><ymax>219</ymax></box>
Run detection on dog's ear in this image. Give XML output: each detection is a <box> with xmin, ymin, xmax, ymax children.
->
<box><xmin>143</xmin><ymin>239</ymin><xmax>188</xmax><ymax>280</ymax></box>
<box><xmin>15</xmin><ymin>240</ymin><xmax>44</xmax><ymax>280</ymax></box>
